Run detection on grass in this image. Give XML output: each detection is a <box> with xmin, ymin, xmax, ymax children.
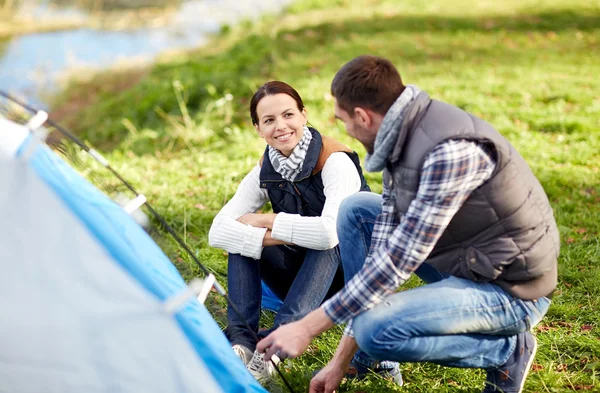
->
<box><xmin>48</xmin><ymin>0</ymin><xmax>600</xmax><ymax>391</ymax></box>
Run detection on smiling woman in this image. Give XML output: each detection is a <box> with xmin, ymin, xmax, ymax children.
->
<box><xmin>207</xmin><ymin>81</ymin><xmax>371</xmax><ymax>383</ymax></box>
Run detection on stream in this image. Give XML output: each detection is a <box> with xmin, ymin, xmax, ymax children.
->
<box><xmin>0</xmin><ymin>0</ymin><xmax>292</xmax><ymax>109</ymax></box>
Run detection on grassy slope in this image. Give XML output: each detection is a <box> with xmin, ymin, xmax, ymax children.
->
<box><xmin>52</xmin><ymin>0</ymin><xmax>599</xmax><ymax>391</ymax></box>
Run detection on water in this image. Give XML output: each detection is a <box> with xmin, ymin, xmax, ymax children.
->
<box><xmin>0</xmin><ymin>0</ymin><xmax>292</xmax><ymax>109</ymax></box>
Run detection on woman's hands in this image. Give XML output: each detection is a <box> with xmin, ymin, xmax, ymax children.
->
<box><xmin>237</xmin><ymin>213</ymin><xmax>277</xmax><ymax>230</ymax></box>
<box><xmin>238</xmin><ymin>213</ymin><xmax>289</xmax><ymax>246</ymax></box>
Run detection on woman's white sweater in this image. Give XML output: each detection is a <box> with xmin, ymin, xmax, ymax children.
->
<box><xmin>208</xmin><ymin>152</ymin><xmax>362</xmax><ymax>259</ymax></box>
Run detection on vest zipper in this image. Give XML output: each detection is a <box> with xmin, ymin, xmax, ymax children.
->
<box><xmin>292</xmin><ymin>183</ymin><xmax>308</xmax><ymax>215</ymax></box>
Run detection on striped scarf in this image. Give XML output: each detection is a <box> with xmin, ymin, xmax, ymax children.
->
<box><xmin>268</xmin><ymin>125</ymin><xmax>312</xmax><ymax>181</ymax></box>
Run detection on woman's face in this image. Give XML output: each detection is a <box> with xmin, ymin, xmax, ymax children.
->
<box><xmin>254</xmin><ymin>93</ymin><xmax>307</xmax><ymax>157</ymax></box>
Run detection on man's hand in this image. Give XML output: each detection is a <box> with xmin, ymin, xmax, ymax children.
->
<box><xmin>309</xmin><ymin>361</ymin><xmax>347</xmax><ymax>393</ymax></box>
<box><xmin>256</xmin><ymin>308</ymin><xmax>335</xmax><ymax>360</ymax></box>
<box><xmin>310</xmin><ymin>334</ymin><xmax>358</xmax><ymax>393</ymax></box>
<box><xmin>256</xmin><ymin>319</ymin><xmax>312</xmax><ymax>360</ymax></box>
<box><xmin>237</xmin><ymin>213</ymin><xmax>277</xmax><ymax>229</ymax></box>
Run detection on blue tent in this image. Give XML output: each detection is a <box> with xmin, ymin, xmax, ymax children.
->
<box><xmin>0</xmin><ymin>118</ymin><xmax>268</xmax><ymax>393</ymax></box>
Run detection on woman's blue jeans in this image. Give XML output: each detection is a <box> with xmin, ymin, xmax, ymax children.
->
<box><xmin>338</xmin><ymin>192</ymin><xmax>551</xmax><ymax>370</ymax></box>
<box><xmin>226</xmin><ymin>245</ymin><xmax>343</xmax><ymax>351</ymax></box>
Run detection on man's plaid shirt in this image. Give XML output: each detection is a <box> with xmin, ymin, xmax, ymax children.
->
<box><xmin>322</xmin><ymin>139</ymin><xmax>497</xmax><ymax>336</ymax></box>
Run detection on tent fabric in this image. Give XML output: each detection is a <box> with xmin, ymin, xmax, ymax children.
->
<box><xmin>0</xmin><ymin>123</ymin><xmax>268</xmax><ymax>393</ymax></box>
<box><xmin>0</xmin><ymin>159</ymin><xmax>224</xmax><ymax>393</ymax></box>
<box><xmin>0</xmin><ymin>117</ymin><xmax>28</xmax><ymax>157</ymax></box>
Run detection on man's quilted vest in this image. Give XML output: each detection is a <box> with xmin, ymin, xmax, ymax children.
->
<box><xmin>259</xmin><ymin>127</ymin><xmax>370</xmax><ymax>217</ymax></box>
<box><xmin>384</xmin><ymin>91</ymin><xmax>559</xmax><ymax>300</ymax></box>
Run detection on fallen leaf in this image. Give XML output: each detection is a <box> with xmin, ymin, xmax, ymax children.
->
<box><xmin>556</xmin><ymin>363</ymin><xmax>568</xmax><ymax>372</ymax></box>
<box><xmin>532</xmin><ymin>363</ymin><xmax>544</xmax><ymax>371</ymax></box>
<box><xmin>194</xmin><ymin>203</ymin><xmax>207</xmax><ymax>210</ymax></box>
<box><xmin>573</xmin><ymin>385</ymin><xmax>594</xmax><ymax>390</ymax></box>
<box><xmin>576</xmin><ymin>228</ymin><xmax>587</xmax><ymax>234</ymax></box>
<box><xmin>581</xmin><ymin>325</ymin><xmax>594</xmax><ymax>332</ymax></box>
<box><xmin>555</xmin><ymin>321</ymin><xmax>575</xmax><ymax>328</ymax></box>
<box><xmin>566</xmin><ymin>237</ymin><xmax>576</xmax><ymax>244</ymax></box>
<box><xmin>536</xmin><ymin>324</ymin><xmax>556</xmax><ymax>332</ymax></box>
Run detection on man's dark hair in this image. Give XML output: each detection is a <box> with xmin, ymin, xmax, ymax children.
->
<box><xmin>331</xmin><ymin>55</ymin><xmax>405</xmax><ymax>116</ymax></box>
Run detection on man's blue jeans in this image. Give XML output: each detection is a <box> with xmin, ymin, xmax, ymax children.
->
<box><xmin>226</xmin><ymin>245</ymin><xmax>343</xmax><ymax>351</ymax></box>
<box><xmin>337</xmin><ymin>192</ymin><xmax>551</xmax><ymax>370</ymax></box>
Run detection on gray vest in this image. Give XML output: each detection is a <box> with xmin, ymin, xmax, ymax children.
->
<box><xmin>384</xmin><ymin>91</ymin><xmax>560</xmax><ymax>300</ymax></box>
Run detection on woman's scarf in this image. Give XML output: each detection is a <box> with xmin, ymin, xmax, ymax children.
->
<box><xmin>267</xmin><ymin>125</ymin><xmax>312</xmax><ymax>181</ymax></box>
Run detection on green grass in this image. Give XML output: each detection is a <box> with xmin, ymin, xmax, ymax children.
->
<box><xmin>50</xmin><ymin>0</ymin><xmax>600</xmax><ymax>391</ymax></box>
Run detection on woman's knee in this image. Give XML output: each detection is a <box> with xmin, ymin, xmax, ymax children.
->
<box><xmin>304</xmin><ymin>247</ymin><xmax>341</xmax><ymax>268</ymax></box>
<box><xmin>228</xmin><ymin>252</ymin><xmax>250</xmax><ymax>263</ymax></box>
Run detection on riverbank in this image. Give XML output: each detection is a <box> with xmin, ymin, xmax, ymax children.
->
<box><xmin>0</xmin><ymin>5</ymin><xmax>178</xmax><ymax>38</ymax></box>
<box><xmin>1</xmin><ymin>0</ymin><xmax>292</xmax><ymax>109</ymax></box>
<box><xmin>48</xmin><ymin>0</ymin><xmax>600</xmax><ymax>391</ymax></box>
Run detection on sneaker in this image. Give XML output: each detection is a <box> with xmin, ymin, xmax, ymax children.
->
<box><xmin>483</xmin><ymin>331</ymin><xmax>538</xmax><ymax>393</ymax></box>
<box><xmin>313</xmin><ymin>360</ymin><xmax>403</xmax><ymax>387</ymax></box>
<box><xmin>246</xmin><ymin>350</ymin><xmax>280</xmax><ymax>383</ymax></box>
<box><xmin>346</xmin><ymin>360</ymin><xmax>403</xmax><ymax>387</ymax></box>
<box><xmin>232</xmin><ymin>344</ymin><xmax>253</xmax><ymax>366</ymax></box>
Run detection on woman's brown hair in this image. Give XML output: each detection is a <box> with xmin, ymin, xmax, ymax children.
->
<box><xmin>250</xmin><ymin>81</ymin><xmax>305</xmax><ymax>125</ymax></box>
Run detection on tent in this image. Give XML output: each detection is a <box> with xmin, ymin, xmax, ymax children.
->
<box><xmin>0</xmin><ymin>117</ymin><xmax>268</xmax><ymax>393</ymax></box>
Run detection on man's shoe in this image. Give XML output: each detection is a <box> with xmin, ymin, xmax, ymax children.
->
<box><xmin>346</xmin><ymin>360</ymin><xmax>403</xmax><ymax>386</ymax></box>
<box><xmin>246</xmin><ymin>350</ymin><xmax>280</xmax><ymax>383</ymax></box>
<box><xmin>232</xmin><ymin>344</ymin><xmax>253</xmax><ymax>366</ymax></box>
<box><xmin>483</xmin><ymin>331</ymin><xmax>538</xmax><ymax>393</ymax></box>
<box><xmin>313</xmin><ymin>361</ymin><xmax>403</xmax><ymax>387</ymax></box>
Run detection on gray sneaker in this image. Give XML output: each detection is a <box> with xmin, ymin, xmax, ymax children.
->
<box><xmin>246</xmin><ymin>350</ymin><xmax>280</xmax><ymax>383</ymax></box>
<box><xmin>314</xmin><ymin>360</ymin><xmax>403</xmax><ymax>387</ymax></box>
<box><xmin>232</xmin><ymin>344</ymin><xmax>253</xmax><ymax>366</ymax></box>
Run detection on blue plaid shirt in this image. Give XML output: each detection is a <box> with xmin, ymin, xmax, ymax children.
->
<box><xmin>322</xmin><ymin>139</ymin><xmax>496</xmax><ymax>336</ymax></box>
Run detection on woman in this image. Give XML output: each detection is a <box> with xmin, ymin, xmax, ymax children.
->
<box><xmin>208</xmin><ymin>81</ymin><xmax>369</xmax><ymax>381</ymax></box>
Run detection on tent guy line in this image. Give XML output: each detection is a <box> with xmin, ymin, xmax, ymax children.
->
<box><xmin>0</xmin><ymin>90</ymin><xmax>296</xmax><ymax>393</ymax></box>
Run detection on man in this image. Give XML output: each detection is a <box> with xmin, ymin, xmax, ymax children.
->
<box><xmin>257</xmin><ymin>55</ymin><xmax>559</xmax><ymax>393</ymax></box>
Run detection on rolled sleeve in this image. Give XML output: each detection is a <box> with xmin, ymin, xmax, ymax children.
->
<box><xmin>271</xmin><ymin>212</ymin><xmax>295</xmax><ymax>244</ymax></box>
<box><xmin>243</xmin><ymin>226</ymin><xmax>269</xmax><ymax>259</ymax></box>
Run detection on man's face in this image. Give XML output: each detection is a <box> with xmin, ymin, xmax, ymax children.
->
<box><xmin>334</xmin><ymin>98</ymin><xmax>376</xmax><ymax>154</ymax></box>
